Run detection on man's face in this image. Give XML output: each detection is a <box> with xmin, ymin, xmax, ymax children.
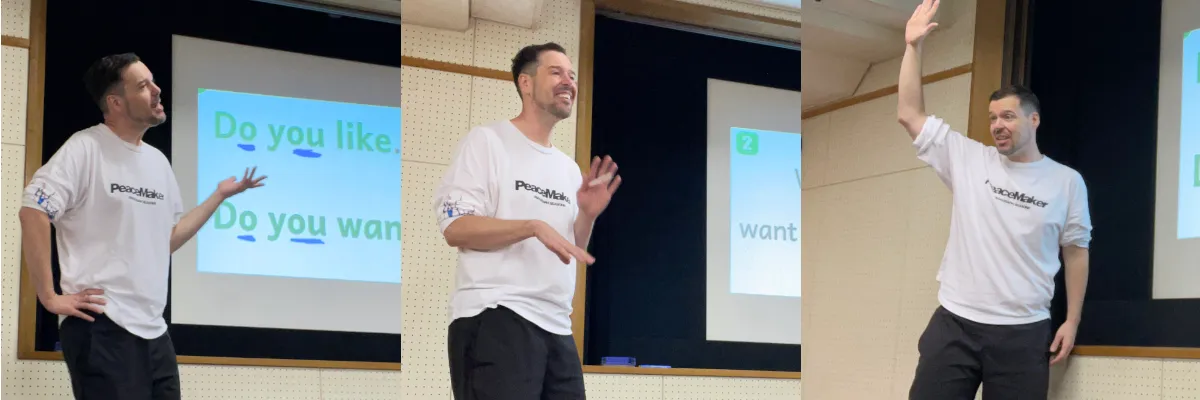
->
<box><xmin>988</xmin><ymin>95</ymin><xmax>1039</xmax><ymax>156</ymax></box>
<box><xmin>111</xmin><ymin>61</ymin><xmax>165</xmax><ymax>128</ymax></box>
<box><xmin>524</xmin><ymin>51</ymin><xmax>577</xmax><ymax>120</ymax></box>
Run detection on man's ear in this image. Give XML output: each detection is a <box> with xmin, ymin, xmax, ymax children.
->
<box><xmin>518</xmin><ymin>74</ymin><xmax>533</xmax><ymax>98</ymax></box>
<box><xmin>1030</xmin><ymin>111</ymin><xmax>1041</xmax><ymax>130</ymax></box>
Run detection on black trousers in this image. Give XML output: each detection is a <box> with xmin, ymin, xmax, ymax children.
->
<box><xmin>909</xmin><ymin>306</ymin><xmax>1054</xmax><ymax>400</ymax></box>
<box><xmin>448</xmin><ymin>306</ymin><xmax>585</xmax><ymax>400</ymax></box>
<box><xmin>59</xmin><ymin>312</ymin><xmax>181</xmax><ymax>400</ymax></box>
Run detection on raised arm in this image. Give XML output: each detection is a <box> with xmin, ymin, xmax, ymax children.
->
<box><xmin>898</xmin><ymin>0</ymin><xmax>941</xmax><ymax>138</ymax></box>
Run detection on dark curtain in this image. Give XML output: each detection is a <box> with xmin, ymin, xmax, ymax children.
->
<box><xmin>1030</xmin><ymin>0</ymin><xmax>1200</xmax><ymax>347</ymax></box>
<box><xmin>584</xmin><ymin>14</ymin><xmax>801</xmax><ymax>371</ymax></box>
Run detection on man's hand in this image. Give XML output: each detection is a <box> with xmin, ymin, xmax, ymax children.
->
<box><xmin>42</xmin><ymin>288</ymin><xmax>106</xmax><ymax>322</ymax></box>
<box><xmin>216</xmin><ymin>167</ymin><xmax>267</xmax><ymax>199</ymax></box>
<box><xmin>577</xmin><ymin>156</ymin><xmax>621</xmax><ymax>220</ymax></box>
<box><xmin>534</xmin><ymin>220</ymin><xmax>595</xmax><ymax>265</ymax></box>
<box><xmin>1049</xmin><ymin>320</ymin><xmax>1078</xmax><ymax>365</ymax></box>
<box><xmin>905</xmin><ymin>0</ymin><xmax>940</xmax><ymax>46</ymax></box>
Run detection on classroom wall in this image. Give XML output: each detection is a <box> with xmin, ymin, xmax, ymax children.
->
<box><xmin>800</xmin><ymin>1</ymin><xmax>1200</xmax><ymax>399</ymax></box>
<box><xmin>0</xmin><ymin>0</ymin><xmax>802</xmax><ymax>398</ymax></box>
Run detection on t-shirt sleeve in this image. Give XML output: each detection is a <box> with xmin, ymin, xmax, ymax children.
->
<box><xmin>433</xmin><ymin>127</ymin><xmax>498</xmax><ymax>233</ymax></box>
<box><xmin>1060</xmin><ymin>172</ymin><xmax>1093</xmax><ymax>248</ymax></box>
<box><xmin>22</xmin><ymin>137</ymin><xmax>90</xmax><ymax>221</ymax></box>
<box><xmin>912</xmin><ymin>115</ymin><xmax>987</xmax><ymax>189</ymax></box>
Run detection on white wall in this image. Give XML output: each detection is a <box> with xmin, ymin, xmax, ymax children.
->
<box><xmin>0</xmin><ymin>0</ymin><xmax>803</xmax><ymax>398</ymax></box>
<box><xmin>800</xmin><ymin>1</ymin><xmax>1200</xmax><ymax>398</ymax></box>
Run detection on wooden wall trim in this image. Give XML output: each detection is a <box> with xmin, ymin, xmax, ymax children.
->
<box><xmin>20</xmin><ymin>350</ymin><xmax>402</xmax><ymax>370</ymax></box>
<box><xmin>595</xmin><ymin>0</ymin><xmax>800</xmax><ymax>43</ymax></box>
<box><xmin>1</xmin><ymin>35</ymin><xmax>31</xmax><ymax>48</ymax></box>
<box><xmin>400</xmin><ymin>56</ymin><xmax>510</xmax><ymax>81</ymax></box>
<box><xmin>801</xmin><ymin>64</ymin><xmax>973</xmax><ymax>120</ymax></box>
<box><xmin>571</xmin><ymin>0</ymin><xmax>598</xmax><ymax>363</ymax></box>
<box><xmin>966</xmin><ymin>0</ymin><xmax>1007</xmax><ymax>145</ymax></box>
<box><xmin>17</xmin><ymin>0</ymin><xmax>47</xmax><ymax>362</ymax></box>
<box><xmin>584</xmin><ymin>365</ymin><xmax>801</xmax><ymax>379</ymax></box>
<box><xmin>1073</xmin><ymin>346</ymin><xmax>1200</xmax><ymax>360</ymax></box>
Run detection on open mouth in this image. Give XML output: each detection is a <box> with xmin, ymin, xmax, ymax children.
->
<box><xmin>994</xmin><ymin>131</ymin><xmax>1011</xmax><ymax>147</ymax></box>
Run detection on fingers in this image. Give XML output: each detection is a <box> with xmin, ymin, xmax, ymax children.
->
<box><xmin>1050</xmin><ymin>349</ymin><xmax>1069</xmax><ymax>365</ymax></box>
<box><xmin>588</xmin><ymin>173</ymin><xmax>614</xmax><ymax>187</ymax></box>
<box><xmin>75</xmin><ymin>290</ymin><xmax>107</xmax><ymax>306</ymax></box>
<box><xmin>568</xmin><ymin>245</ymin><xmax>595</xmax><ymax>265</ymax></box>
<box><xmin>609</xmin><ymin>175</ymin><xmax>623</xmax><ymax>193</ymax></box>
<box><xmin>585</xmin><ymin>156</ymin><xmax>618</xmax><ymax>189</ymax></box>
<box><xmin>550</xmin><ymin>245</ymin><xmax>572</xmax><ymax>264</ymax></box>
<box><xmin>81</xmin><ymin>302</ymin><xmax>106</xmax><ymax>314</ymax></box>
<box><xmin>68</xmin><ymin>308</ymin><xmax>95</xmax><ymax>322</ymax></box>
<box><xmin>1049</xmin><ymin>335</ymin><xmax>1062</xmax><ymax>353</ymax></box>
<box><xmin>589</xmin><ymin>156</ymin><xmax>601</xmax><ymax>180</ymax></box>
<box><xmin>546</xmin><ymin>239</ymin><xmax>595</xmax><ymax>265</ymax></box>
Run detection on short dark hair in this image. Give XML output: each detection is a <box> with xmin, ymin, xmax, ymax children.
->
<box><xmin>83</xmin><ymin>53</ymin><xmax>141</xmax><ymax>112</ymax></box>
<box><xmin>510</xmin><ymin>43</ymin><xmax>567</xmax><ymax>98</ymax></box>
<box><xmin>989</xmin><ymin>85</ymin><xmax>1041</xmax><ymax>115</ymax></box>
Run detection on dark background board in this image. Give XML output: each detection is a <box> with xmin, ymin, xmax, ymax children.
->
<box><xmin>1028</xmin><ymin>0</ymin><xmax>1200</xmax><ymax>347</ymax></box>
<box><xmin>37</xmin><ymin>0</ymin><xmax>401</xmax><ymax>363</ymax></box>
<box><xmin>583</xmin><ymin>14</ymin><xmax>801</xmax><ymax>372</ymax></box>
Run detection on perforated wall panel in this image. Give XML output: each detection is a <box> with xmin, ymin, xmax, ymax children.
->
<box><xmin>472</xmin><ymin>0</ymin><xmax>580</xmax><ymax>71</ymax></box>
<box><xmin>402</xmin><ymin>23</ymin><xmax>476</xmax><ymax>66</ymax></box>
<box><xmin>663</xmin><ymin>376</ymin><xmax>802</xmax><ymax>400</ymax></box>
<box><xmin>1</xmin><ymin>0</ymin><xmax>31</xmax><ymax>39</ymax></box>
<box><xmin>3</xmin><ymin>45</ymin><xmax>28</xmax><ymax>146</ymax></box>
<box><xmin>401</xmin><ymin>66</ymin><xmax>474</xmax><ymax>164</ymax></box>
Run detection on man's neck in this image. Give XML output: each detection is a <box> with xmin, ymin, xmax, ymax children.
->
<box><xmin>1006</xmin><ymin>145</ymin><xmax>1044</xmax><ymax>163</ymax></box>
<box><xmin>511</xmin><ymin>108</ymin><xmax>558</xmax><ymax>148</ymax></box>
<box><xmin>103</xmin><ymin>118</ymin><xmax>147</xmax><ymax>146</ymax></box>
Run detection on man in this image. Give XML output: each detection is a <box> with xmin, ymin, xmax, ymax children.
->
<box><xmin>897</xmin><ymin>1</ymin><xmax>1092</xmax><ymax>398</ymax></box>
<box><xmin>19</xmin><ymin>53</ymin><xmax>265</xmax><ymax>399</ymax></box>
<box><xmin>434</xmin><ymin>43</ymin><xmax>620</xmax><ymax>399</ymax></box>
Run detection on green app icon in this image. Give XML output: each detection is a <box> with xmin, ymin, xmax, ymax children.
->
<box><xmin>736</xmin><ymin>131</ymin><xmax>759</xmax><ymax>155</ymax></box>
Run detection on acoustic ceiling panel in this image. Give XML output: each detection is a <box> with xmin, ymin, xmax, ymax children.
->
<box><xmin>400</xmin><ymin>0</ymin><xmax>471</xmax><ymax>31</ymax></box>
<box><xmin>471</xmin><ymin>0</ymin><xmax>545</xmax><ymax>29</ymax></box>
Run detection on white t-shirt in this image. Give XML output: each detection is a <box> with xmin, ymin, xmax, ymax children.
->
<box><xmin>433</xmin><ymin>120</ymin><xmax>583</xmax><ymax>335</ymax></box>
<box><xmin>914</xmin><ymin>116</ymin><xmax>1092</xmax><ymax>325</ymax></box>
<box><xmin>22</xmin><ymin>124</ymin><xmax>183</xmax><ymax>339</ymax></box>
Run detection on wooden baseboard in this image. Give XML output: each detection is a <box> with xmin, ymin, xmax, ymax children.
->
<box><xmin>19</xmin><ymin>349</ymin><xmax>402</xmax><ymax>370</ymax></box>
<box><xmin>1073</xmin><ymin>346</ymin><xmax>1200</xmax><ymax>360</ymax></box>
<box><xmin>583</xmin><ymin>365</ymin><xmax>801</xmax><ymax>379</ymax></box>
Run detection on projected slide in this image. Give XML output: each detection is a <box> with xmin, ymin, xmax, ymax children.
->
<box><xmin>195</xmin><ymin>89</ymin><xmax>402</xmax><ymax>284</ymax></box>
<box><xmin>705</xmin><ymin>78</ymin><xmax>801</xmax><ymax>345</ymax></box>
<box><xmin>729</xmin><ymin>128</ymin><xmax>801</xmax><ymax>297</ymax></box>
<box><xmin>1180</xmin><ymin>28</ymin><xmax>1200</xmax><ymax>239</ymax></box>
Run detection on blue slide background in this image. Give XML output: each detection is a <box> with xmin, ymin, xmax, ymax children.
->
<box><xmin>1180</xmin><ymin>28</ymin><xmax>1200</xmax><ymax>240</ymax></box>
<box><xmin>729</xmin><ymin>128</ymin><xmax>801</xmax><ymax>297</ymax></box>
<box><xmin>195</xmin><ymin>89</ymin><xmax>402</xmax><ymax>283</ymax></box>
